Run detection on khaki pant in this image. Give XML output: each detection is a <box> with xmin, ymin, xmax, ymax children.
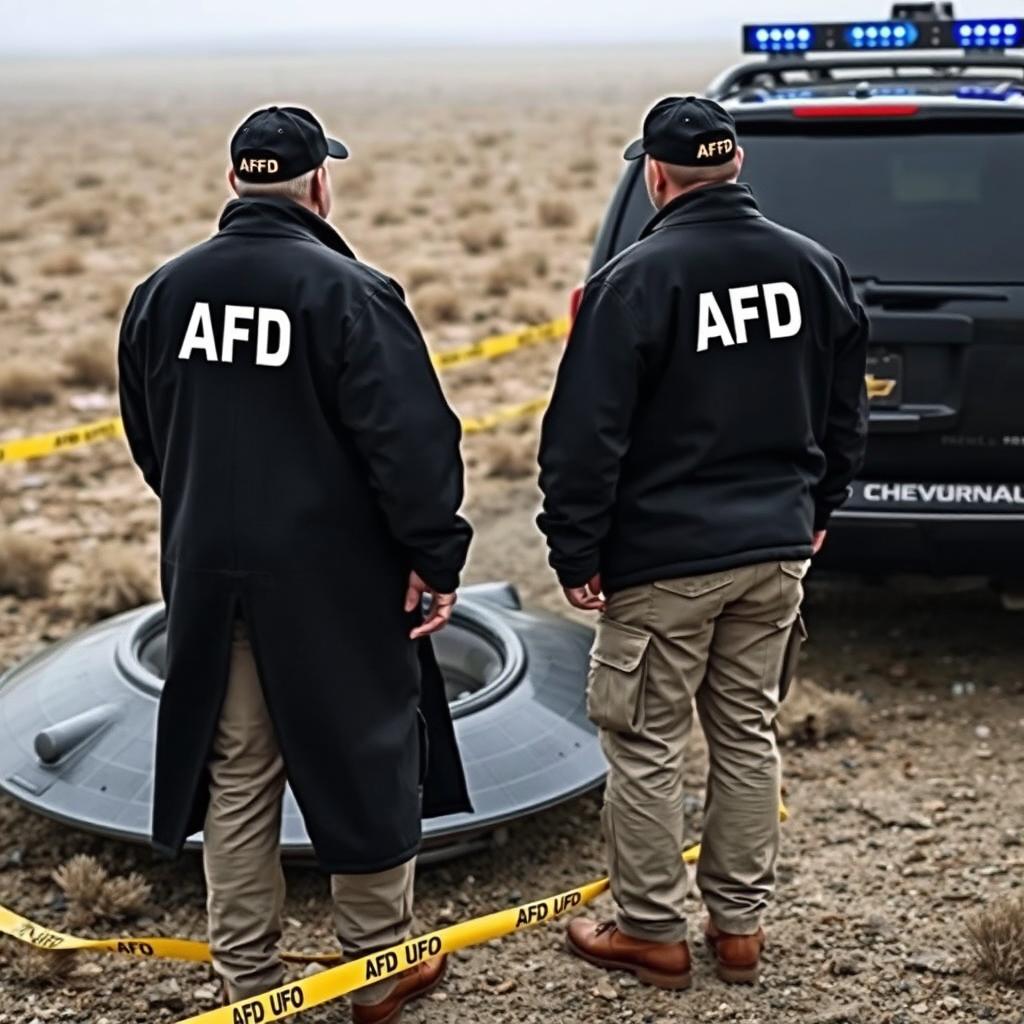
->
<box><xmin>203</xmin><ymin>622</ymin><xmax>415</xmax><ymax>1004</ymax></box>
<box><xmin>587</xmin><ymin>560</ymin><xmax>807</xmax><ymax>942</ymax></box>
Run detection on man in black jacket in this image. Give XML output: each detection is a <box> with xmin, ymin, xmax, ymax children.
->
<box><xmin>539</xmin><ymin>97</ymin><xmax>868</xmax><ymax>989</ymax></box>
<box><xmin>119</xmin><ymin>106</ymin><xmax>472</xmax><ymax>1022</ymax></box>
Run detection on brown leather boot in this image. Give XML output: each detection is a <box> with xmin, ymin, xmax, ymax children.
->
<box><xmin>351</xmin><ymin>955</ymin><xmax>447</xmax><ymax>1024</ymax></box>
<box><xmin>704</xmin><ymin>920</ymin><xmax>765</xmax><ymax>984</ymax></box>
<box><xmin>566</xmin><ymin>919</ymin><xmax>691</xmax><ymax>990</ymax></box>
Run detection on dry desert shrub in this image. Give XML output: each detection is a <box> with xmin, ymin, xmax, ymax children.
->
<box><xmin>404</xmin><ymin>263</ymin><xmax>443</xmax><ymax>291</ymax></box>
<box><xmin>62</xmin><ymin>333</ymin><xmax>117</xmax><ymax>389</ymax></box>
<box><xmin>74</xmin><ymin>172</ymin><xmax>105</xmax><ymax>189</ymax></box>
<box><xmin>371</xmin><ymin>206</ymin><xmax>406</xmax><ymax>227</ymax></box>
<box><xmin>40</xmin><ymin>248</ymin><xmax>85</xmax><ymax>277</ymax></box>
<box><xmin>482</xmin><ymin>433</ymin><xmax>537</xmax><ymax>481</ymax></box>
<box><xmin>453</xmin><ymin>196</ymin><xmax>494</xmax><ymax>219</ymax></box>
<box><xmin>0</xmin><ymin>532</ymin><xmax>57</xmax><ymax>598</ymax></box>
<box><xmin>0</xmin><ymin>262</ymin><xmax>16</xmax><ymax>285</ymax></box>
<box><xmin>120</xmin><ymin>191</ymin><xmax>147</xmax><ymax>216</ymax></box>
<box><xmin>775</xmin><ymin>677</ymin><xmax>865</xmax><ymax>744</ymax></box>
<box><xmin>194</xmin><ymin>199</ymin><xmax>221</xmax><ymax>222</ymax></box>
<box><xmin>483</xmin><ymin>255</ymin><xmax>531</xmax><ymax>297</ymax></box>
<box><xmin>0</xmin><ymin>220</ymin><xmax>28</xmax><ymax>243</ymax></box>
<box><xmin>0</xmin><ymin>356</ymin><xmax>58</xmax><ymax>408</ymax></box>
<box><xmin>569</xmin><ymin>155</ymin><xmax>599</xmax><ymax>175</ymax></box>
<box><xmin>53</xmin><ymin>854</ymin><xmax>107</xmax><ymax>912</ymax></box>
<box><xmin>71</xmin><ymin>544</ymin><xmax>158</xmax><ymax>622</ymax></box>
<box><xmin>484</xmin><ymin>250</ymin><xmax>552</xmax><ymax>297</ymax></box>
<box><xmin>26</xmin><ymin>178</ymin><xmax>60</xmax><ymax>209</ymax></box>
<box><xmin>67</xmin><ymin>206</ymin><xmax>110</xmax><ymax>238</ymax></box>
<box><xmin>101</xmin><ymin>281</ymin><xmax>130</xmax><ymax>321</ymax></box>
<box><xmin>969</xmin><ymin>896</ymin><xmax>1024</xmax><ymax>987</ymax></box>
<box><xmin>412</xmin><ymin>283</ymin><xmax>463</xmax><ymax>329</ymax></box>
<box><xmin>338</xmin><ymin>171</ymin><xmax>372</xmax><ymax>200</ymax></box>
<box><xmin>509</xmin><ymin>292</ymin><xmax>556</xmax><ymax>325</ymax></box>
<box><xmin>54</xmin><ymin>854</ymin><xmax>152</xmax><ymax>928</ymax></box>
<box><xmin>457</xmin><ymin>217</ymin><xmax>506</xmax><ymax>254</ymax></box>
<box><xmin>538</xmin><ymin>198</ymin><xmax>578</xmax><ymax>229</ymax></box>
<box><xmin>10</xmin><ymin>947</ymin><xmax>75</xmax><ymax>987</ymax></box>
<box><xmin>521</xmin><ymin>250</ymin><xmax>550</xmax><ymax>279</ymax></box>
<box><xmin>471</xmin><ymin>131</ymin><xmax>501</xmax><ymax>148</ymax></box>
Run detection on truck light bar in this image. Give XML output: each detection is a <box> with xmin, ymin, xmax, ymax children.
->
<box><xmin>743</xmin><ymin>17</ymin><xmax>1023</xmax><ymax>54</ymax></box>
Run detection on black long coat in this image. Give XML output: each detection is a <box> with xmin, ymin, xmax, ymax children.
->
<box><xmin>118</xmin><ymin>197</ymin><xmax>473</xmax><ymax>873</ymax></box>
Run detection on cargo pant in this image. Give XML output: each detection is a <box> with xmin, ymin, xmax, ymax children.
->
<box><xmin>587</xmin><ymin>560</ymin><xmax>808</xmax><ymax>941</ymax></box>
<box><xmin>203</xmin><ymin>621</ymin><xmax>415</xmax><ymax>1005</ymax></box>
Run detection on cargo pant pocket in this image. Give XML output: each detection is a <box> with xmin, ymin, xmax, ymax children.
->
<box><xmin>652</xmin><ymin>571</ymin><xmax>735</xmax><ymax>600</ymax></box>
<box><xmin>775</xmin><ymin>559</ymin><xmax>811</xmax><ymax>627</ymax></box>
<box><xmin>587</xmin><ymin>618</ymin><xmax>652</xmax><ymax>735</ymax></box>
<box><xmin>779</xmin><ymin>613</ymin><xmax>808</xmax><ymax>703</ymax></box>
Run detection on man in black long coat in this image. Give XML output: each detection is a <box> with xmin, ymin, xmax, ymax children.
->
<box><xmin>118</xmin><ymin>106</ymin><xmax>473</xmax><ymax>1021</ymax></box>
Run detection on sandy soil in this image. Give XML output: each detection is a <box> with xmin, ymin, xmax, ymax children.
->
<box><xmin>1</xmin><ymin>48</ymin><xmax>1023</xmax><ymax>1024</ymax></box>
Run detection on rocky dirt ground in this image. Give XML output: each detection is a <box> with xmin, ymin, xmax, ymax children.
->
<box><xmin>1</xmin><ymin>47</ymin><xmax>1023</xmax><ymax>1024</ymax></box>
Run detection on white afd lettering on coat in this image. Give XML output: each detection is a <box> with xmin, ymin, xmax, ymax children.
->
<box><xmin>696</xmin><ymin>282</ymin><xmax>803</xmax><ymax>353</ymax></box>
<box><xmin>178</xmin><ymin>302</ymin><xmax>291</xmax><ymax>367</ymax></box>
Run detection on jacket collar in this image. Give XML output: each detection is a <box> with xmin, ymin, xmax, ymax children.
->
<box><xmin>639</xmin><ymin>182</ymin><xmax>762</xmax><ymax>239</ymax></box>
<box><xmin>217</xmin><ymin>196</ymin><xmax>357</xmax><ymax>260</ymax></box>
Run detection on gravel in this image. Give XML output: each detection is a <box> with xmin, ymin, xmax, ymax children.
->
<box><xmin>2</xmin><ymin>581</ymin><xmax>1023</xmax><ymax>1023</ymax></box>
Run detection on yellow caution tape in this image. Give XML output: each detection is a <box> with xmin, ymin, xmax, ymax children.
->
<box><xmin>1</xmin><ymin>805</ymin><xmax>788</xmax><ymax>1023</ymax></box>
<box><xmin>0</xmin><ymin>319</ymin><xmax>567</xmax><ymax>465</ymax></box>
<box><xmin>461</xmin><ymin>395</ymin><xmax>550</xmax><ymax>434</ymax></box>
<box><xmin>0</xmin><ymin>903</ymin><xmax>337</xmax><ymax>965</ymax></box>
<box><xmin>0</xmin><ymin>417</ymin><xmax>124</xmax><ymax>465</ymax></box>
<box><xmin>0</xmin><ymin>398</ymin><xmax>551</xmax><ymax>466</ymax></box>
<box><xmin>0</xmin><ymin>393</ymin><xmax>552</xmax><ymax>465</ymax></box>
<box><xmin>430</xmin><ymin>317</ymin><xmax>568</xmax><ymax>372</ymax></box>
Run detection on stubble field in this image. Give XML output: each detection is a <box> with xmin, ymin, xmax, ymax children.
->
<box><xmin>1</xmin><ymin>46</ymin><xmax>1023</xmax><ymax>1024</ymax></box>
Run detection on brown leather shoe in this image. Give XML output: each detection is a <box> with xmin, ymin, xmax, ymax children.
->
<box><xmin>351</xmin><ymin>955</ymin><xmax>447</xmax><ymax>1024</ymax></box>
<box><xmin>566</xmin><ymin>919</ymin><xmax>691</xmax><ymax>990</ymax></box>
<box><xmin>704</xmin><ymin>920</ymin><xmax>765</xmax><ymax>984</ymax></box>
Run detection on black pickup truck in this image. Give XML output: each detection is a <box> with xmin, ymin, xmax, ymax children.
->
<box><xmin>583</xmin><ymin>4</ymin><xmax>1024</xmax><ymax>582</ymax></box>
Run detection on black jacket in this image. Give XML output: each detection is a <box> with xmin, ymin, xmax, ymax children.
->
<box><xmin>538</xmin><ymin>182</ymin><xmax>868</xmax><ymax>592</ymax></box>
<box><xmin>118</xmin><ymin>196</ymin><xmax>473</xmax><ymax>872</ymax></box>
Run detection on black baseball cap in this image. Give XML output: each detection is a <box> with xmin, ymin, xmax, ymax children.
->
<box><xmin>230</xmin><ymin>106</ymin><xmax>349</xmax><ymax>184</ymax></box>
<box><xmin>624</xmin><ymin>96</ymin><xmax>737</xmax><ymax>166</ymax></box>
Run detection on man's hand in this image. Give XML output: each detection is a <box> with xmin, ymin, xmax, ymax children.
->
<box><xmin>812</xmin><ymin>530</ymin><xmax>828</xmax><ymax>555</ymax></box>
<box><xmin>563</xmin><ymin>573</ymin><xmax>606</xmax><ymax>612</ymax></box>
<box><xmin>404</xmin><ymin>571</ymin><xmax>456</xmax><ymax>639</ymax></box>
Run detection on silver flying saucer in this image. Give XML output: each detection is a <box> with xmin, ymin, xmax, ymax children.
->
<box><xmin>0</xmin><ymin>583</ymin><xmax>604</xmax><ymax>863</ymax></box>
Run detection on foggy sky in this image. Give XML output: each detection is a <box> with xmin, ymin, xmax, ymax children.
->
<box><xmin>0</xmin><ymin>0</ymin><xmax>1008</xmax><ymax>56</ymax></box>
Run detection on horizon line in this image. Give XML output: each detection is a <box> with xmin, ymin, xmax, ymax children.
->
<box><xmin>0</xmin><ymin>31</ymin><xmax>738</xmax><ymax>62</ymax></box>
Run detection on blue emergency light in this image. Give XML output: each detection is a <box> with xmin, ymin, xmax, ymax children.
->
<box><xmin>954</xmin><ymin>19</ymin><xmax>1021</xmax><ymax>46</ymax></box>
<box><xmin>743</xmin><ymin>14</ymin><xmax>1024</xmax><ymax>54</ymax></box>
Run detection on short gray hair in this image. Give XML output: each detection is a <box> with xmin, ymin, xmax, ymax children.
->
<box><xmin>234</xmin><ymin>165</ymin><xmax>319</xmax><ymax>200</ymax></box>
<box><xmin>661</xmin><ymin>155</ymin><xmax>741</xmax><ymax>189</ymax></box>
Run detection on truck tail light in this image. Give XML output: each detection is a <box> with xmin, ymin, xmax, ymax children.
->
<box><xmin>793</xmin><ymin>104</ymin><xmax>920</xmax><ymax>118</ymax></box>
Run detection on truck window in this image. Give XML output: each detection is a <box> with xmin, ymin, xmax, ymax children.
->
<box><xmin>603</xmin><ymin>124</ymin><xmax>1024</xmax><ymax>285</ymax></box>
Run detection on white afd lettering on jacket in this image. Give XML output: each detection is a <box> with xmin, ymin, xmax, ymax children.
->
<box><xmin>696</xmin><ymin>282</ymin><xmax>802</xmax><ymax>353</ymax></box>
<box><xmin>178</xmin><ymin>302</ymin><xmax>291</xmax><ymax>367</ymax></box>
